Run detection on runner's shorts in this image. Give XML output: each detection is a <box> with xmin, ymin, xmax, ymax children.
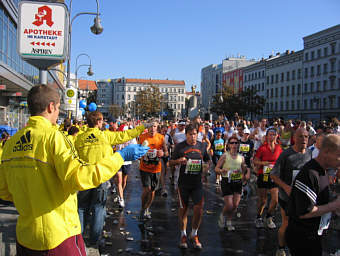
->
<box><xmin>140</xmin><ymin>170</ymin><xmax>161</xmax><ymax>191</ymax></box>
<box><xmin>221</xmin><ymin>178</ymin><xmax>242</xmax><ymax>196</ymax></box>
<box><xmin>178</xmin><ymin>185</ymin><xmax>204</xmax><ymax>208</ymax></box>
<box><xmin>119</xmin><ymin>164</ymin><xmax>132</xmax><ymax>175</ymax></box>
<box><xmin>212</xmin><ymin>154</ymin><xmax>222</xmax><ymax>166</ymax></box>
<box><xmin>257</xmin><ymin>174</ymin><xmax>277</xmax><ymax>189</ymax></box>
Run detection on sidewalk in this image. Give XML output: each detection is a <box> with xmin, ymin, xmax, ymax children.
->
<box><xmin>0</xmin><ymin>204</ymin><xmax>17</xmax><ymax>256</ymax></box>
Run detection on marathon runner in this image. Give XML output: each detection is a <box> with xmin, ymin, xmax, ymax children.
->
<box><xmin>254</xmin><ymin>128</ymin><xmax>282</xmax><ymax>229</ymax></box>
<box><xmin>215</xmin><ymin>135</ymin><xmax>249</xmax><ymax>231</ymax></box>
<box><xmin>170</xmin><ymin>124</ymin><xmax>211</xmax><ymax>249</ymax></box>
<box><xmin>270</xmin><ymin>128</ymin><xmax>312</xmax><ymax>256</ymax></box>
<box><xmin>211</xmin><ymin>130</ymin><xmax>225</xmax><ymax>185</ymax></box>
<box><xmin>286</xmin><ymin>134</ymin><xmax>340</xmax><ymax>256</ymax></box>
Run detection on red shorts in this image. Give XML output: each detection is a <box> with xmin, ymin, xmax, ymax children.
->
<box><xmin>16</xmin><ymin>234</ymin><xmax>86</xmax><ymax>256</ymax></box>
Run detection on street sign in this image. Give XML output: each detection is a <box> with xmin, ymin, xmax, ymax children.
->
<box><xmin>17</xmin><ymin>1</ymin><xmax>69</xmax><ymax>69</ymax></box>
<box><xmin>64</xmin><ymin>87</ymin><xmax>77</xmax><ymax>111</ymax></box>
<box><xmin>0</xmin><ymin>85</ymin><xmax>6</xmax><ymax>90</ymax></box>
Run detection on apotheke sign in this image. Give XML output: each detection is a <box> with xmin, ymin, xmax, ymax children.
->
<box><xmin>17</xmin><ymin>1</ymin><xmax>68</xmax><ymax>62</ymax></box>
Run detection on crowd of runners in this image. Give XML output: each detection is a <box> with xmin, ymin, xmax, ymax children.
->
<box><xmin>1</xmin><ymin>85</ymin><xmax>340</xmax><ymax>256</ymax></box>
<box><xmin>57</xmin><ymin>113</ymin><xmax>340</xmax><ymax>256</ymax></box>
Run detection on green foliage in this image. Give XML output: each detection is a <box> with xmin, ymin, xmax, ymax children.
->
<box><xmin>210</xmin><ymin>85</ymin><xmax>266</xmax><ymax>119</ymax></box>
<box><xmin>134</xmin><ymin>85</ymin><xmax>163</xmax><ymax>118</ymax></box>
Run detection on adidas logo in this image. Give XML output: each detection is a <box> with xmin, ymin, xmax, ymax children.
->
<box><xmin>84</xmin><ymin>133</ymin><xmax>99</xmax><ymax>143</ymax></box>
<box><xmin>13</xmin><ymin>131</ymin><xmax>33</xmax><ymax>152</ymax></box>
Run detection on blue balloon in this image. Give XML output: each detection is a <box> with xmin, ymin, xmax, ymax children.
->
<box><xmin>88</xmin><ymin>102</ymin><xmax>97</xmax><ymax>112</ymax></box>
<box><xmin>79</xmin><ymin>108</ymin><xmax>85</xmax><ymax>115</ymax></box>
<box><xmin>79</xmin><ymin>100</ymin><xmax>87</xmax><ymax>109</ymax></box>
<box><xmin>105</xmin><ymin>124</ymin><xmax>109</xmax><ymax>129</ymax></box>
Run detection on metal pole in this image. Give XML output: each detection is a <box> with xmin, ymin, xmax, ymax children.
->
<box><xmin>39</xmin><ymin>70</ymin><xmax>48</xmax><ymax>85</ymax></box>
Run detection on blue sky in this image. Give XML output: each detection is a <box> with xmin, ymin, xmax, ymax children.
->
<box><xmin>69</xmin><ymin>0</ymin><xmax>340</xmax><ymax>91</ymax></box>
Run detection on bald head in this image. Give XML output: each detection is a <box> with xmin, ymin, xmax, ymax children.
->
<box><xmin>294</xmin><ymin>128</ymin><xmax>309</xmax><ymax>151</ymax></box>
<box><xmin>320</xmin><ymin>134</ymin><xmax>340</xmax><ymax>153</ymax></box>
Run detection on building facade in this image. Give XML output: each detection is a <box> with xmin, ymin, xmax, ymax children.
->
<box><xmin>301</xmin><ymin>24</ymin><xmax>340</xmax><ymax>121</ymax></box>
<box><xmin>96</xmin><ymin>78</ymin><xmax>186</xmax><ymax>119</ymax></box>
<box><xmin>201</xmin><ymin>57</ymin><xmax>256</xmax><ymax>112</ymax></box>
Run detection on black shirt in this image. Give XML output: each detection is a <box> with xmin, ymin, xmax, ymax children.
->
<box><xmin>287</xmin><ymin>159</ymin><xmax>329</xmax><ymax>231</ymax></box>
<box><xmin>172</xmin><ymin>140</ymin><xmax>210</xmax><ymax>188</ymax></box>
<box><xmin>238</xmin><ymin>139</ymin><xmax>254</xmax><ymax>166</ymax></box>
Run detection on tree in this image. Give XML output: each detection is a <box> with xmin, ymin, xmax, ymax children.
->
<box><xmin>210</xmin><ymin>85</ymin><xmax>266</xmax><ymax>119</ymax></box>
<box><xmin>108</xmin><ymin>104</ymin><xmax>123</xmax><ymax>118</ymax></box>
<box><xmin>135</xmin><ymin>85</ymin><xmax>163</xmax><ymax>118</ymax></box>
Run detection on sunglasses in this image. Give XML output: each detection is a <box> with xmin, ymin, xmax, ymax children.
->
<box><xmin>229</xmin><ymin>141</ymin><xmax>238</xmax><ymax>144</ymax></box>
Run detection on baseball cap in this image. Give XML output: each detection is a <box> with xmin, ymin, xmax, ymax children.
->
<box><xmin>178</xmin><ymin>120</ymin><xmax>186</xmax><ymax>125</ymax></box>
<box><xmin>243</xmin><ymin>128</ymin><xmax>250</xmax><ymax>134</ymax></box>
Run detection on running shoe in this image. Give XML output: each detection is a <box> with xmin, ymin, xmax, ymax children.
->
<box><xmin>190</xmin><ymin>235</ymin><xmax>202</xmax><ymax>249</ymax></box>
<box><xmin>226</xmin><ymin>220</ymin><xmax>235</xmax><ymax>231</ymax></box>
<box><xmin>179</xmin><ymin>235</ymin><xmax>188</xmax><ymax>249</ymax></box>
<box><xmin>255</xmin><ymin>217</ymin><xmax>264</xmax><ymax>228</ymax></box>
<box><xmin>145</xmin><ymin>208</ymin><xmax>152</xmax><ymax>219</ymax></box>
<box><xmin>218</xmin><ymin>213</ymin><xmax>225</xmax><ymax>228</ymax></box>
<box><xmin>161</xmin><ymin>189</ymin><xmax>168</xmax><ymax>197</ymax></box>
<box><xmin>275</xmin><ymin>248</ymin><xmax>286</xmax><ymax>256</ymax></box>
<box><xmin>118</xmin><ymin>198</ymin><xmax>125</xmax><ymax>208</ymax></box>
<box><xmin>266</xmin><ymin>217</ymin><xmax>276</xmax><ymax>229</ymax></box>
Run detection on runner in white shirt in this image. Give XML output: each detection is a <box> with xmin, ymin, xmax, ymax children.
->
<box><xmin>252</xmin><ymin>118</ymin><xmax>267</xmax><ymax>151</ymax></box>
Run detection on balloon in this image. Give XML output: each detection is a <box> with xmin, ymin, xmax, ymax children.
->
<box><xmin>79</xmin><ymin>100</ymin><xmax>87</xmax><ymax>109</ymax></box>
<box><xmin>105</xmin><ymin>124</ymin><xmax>109</xmax><ymax>129</ymax></box>
<box><xmin>88</xmin><ymin>102</ymin><xmax>97</xmax><ymax>112</ymax></box>
<box><xmin>79</xmin><ymin>108</ymin><xmax>85</xmax><ymax>115</ymax></box>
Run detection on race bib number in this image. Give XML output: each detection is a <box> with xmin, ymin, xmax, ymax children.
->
<box><xmin>240</xmin><ymin>144</ymin><xmax>250</xmax><ymax>153</ymax></box>
<box><xmin>229</xmin><ymin>169</ymin><xmax>242</xmax><ymax>181</ymax></box>
<box><xmin>263</xmin><ymin>165</ymin><xmax>273</xmax><ymax>182</ymax></box>
<box><xmin>185</xmin><ymin>159</ymin><xmax>202</xmax><ymax>174</ymax></box>
<box><xmin>215</xmin><ymin>143</ymin><xmax>224</xmax><ymax>151</ymax></box>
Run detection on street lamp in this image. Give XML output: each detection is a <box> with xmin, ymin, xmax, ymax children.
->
<box><xmin>74</xmin><ymin>54</ymin><xmax>94</xmax><ymax>119</ymax></box>
<box><xmin>66</xmin><ymin>0</ymin><xmax>103</xmax><ymax>89</ymax></box>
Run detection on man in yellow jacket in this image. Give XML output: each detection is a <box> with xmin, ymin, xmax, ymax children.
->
<box><xmin>0</xmin><ymin>85</ymin><xmax>147</xmax><ymax>255</ymax></box>
<box><xmin>75</xmin><ymin>111</ymin><xmax>144</xmax><ymax>252</ymax></box>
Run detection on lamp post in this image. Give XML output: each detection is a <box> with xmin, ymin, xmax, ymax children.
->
<box><xmin>66</xmin><ymin>0</ymin><xmax>103</xmax><ymax>89</ymax></box>
<box><xmin>74</xmin><ymin>54</ymin><xmax>94</xmax><ymax>119</ymax></box>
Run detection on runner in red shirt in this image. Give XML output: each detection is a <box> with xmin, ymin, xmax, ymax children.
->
<box><xmin>253</xmin><ymin>128</ymin><xmax>282</xmax><ymax>229</ymax></box>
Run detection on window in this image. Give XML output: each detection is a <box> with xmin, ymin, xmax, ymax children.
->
<box><xmin>122</xmin><ymin>94</ymin><xmax>124</xmax><ymax>100</ymax></box>
<box><xmin>305</xmin><ymin>52</ymin><xmax>309</xmax><ymax>61</ymax></box>
<box><xmin>304</xmin><ymin>99</ymin><xmax>307</xmax><ymax>110</ymax></box>
<box><xmin>292</xmin><ymin>85</ymin><xmax>295</xmax><ymax>95</ymax></box>
<box><xmin>297</xmin><ymin>69</ymin><xmax>301</xmax><ymax>79</ymax></box>
<box><xmin>266</xmin><ymin>89</ymin><xmax>269</xmax><ymax>97</ymax></box>
<box><xmin>128</xmin><ymin>94</ymin><xmax>130</xmax><ymax>100</ymax></box>
<box><xmin>292</xmin><ymin>70</ymin><xmax>296</xmax><ymax>80</ymax></box>
<box><xmin>275</xmin><ymin>102</ymin><xmax>278</xmax><ymax>111</ymax></box>
<box><xmin>275</xmin><ymin>74</ymin><xmax>278</xmax><ymax>83</ymax></box>
<box><xmin>262</xmin><ymin>83</ymin><xmax>264</xmax><ymax>91</ymax></box>
<box><xmin>331</xmin><ymin>43</ymin><xmax>336</xmax><ymax>55</ymax></box>
<box><xmin>291</xmin><ymin>101</ymin><xmax>295</xmax><ymax>111</ymax></box>
<box><xmin>304</xmin><ymin>68</ymin><xmax>308</xmax><ymax>78</ymax></box>
<box><xmin>304</xmin><ymin>83</ymin><xmax>308</xmax><ymax>92</ymax></box>
<box><xmin>323</xmin><ymin>98</ymin><xmax>327</xmax><ymax>109</ymax></box>
<box><xmin>297</xmin><ymin>84</ymin><xmax>301</xmax><ymax>95</ymax></box>
<box><xmin>311</xmin><ymin>51</ymin><xmax>315</xmax><ymax>60</ymax></box>
<box><xmin>330</xmin><ymin>59</ymin><xmax>336</xmax><ymax>73</ymax></box>
<box><xmin>310</xmin><ymin>66</ymin><xmax>314</xmax><ymax>77</ymax></box>
<box><xmin>317</xmin><ymin>81</ymin><xmax>320</xmax><ymax>92</ymax></box>
<box><xmin>286</xmin><ymin>101</ymin><xmax>289</xmax><ymax>111</ymax></box>
<box><xmin>281</xmin><ymin>73</ymin><xmax>284</xmax><ymax>82</ymax></box>
<box><xmin>134</xmin><ymin>87</ymin><xmax>136</xmax><ymax>91</ymax></box>
<box><xmin>280</xmin><ymin>101</ymin><xmax>283</xmax><ymax>111</ymax></box>
<box><xmin>330</xmin><ymin>77</ymin><xmax>335</xmax><ymax>89</ymax></box>
<box><xmin>266</xmin><ymin>76</ymin><xmax>269</xmax><ymax>84</ymax></box>
<box><xmin>324</xmin><ymin>47</ymin><xmax>328</xmax><ymax>57</ymax></box>
<box><xmin>323</xmin><ymin>63</ymin><xmax>328</xmax><ymax>74</ymax></box>
<box><xmin>286</xmin><ymin>71</ymin><xmax>290</xmax><ymax>81</ymax></box>
<box><xmin>271</xmin><ymin>75</ymin><xmax>274</xmax><ymax>84</ymax></box>
<box><xmin>280</xmin><ymin>87</ymin><xmax>284</xmax><ymax>96</ymax></box>
<box><xmin>270</xmin><ymin>103</ymin><xmax>273</xmax><ymax>112</ymax></box>
<box><xmin>338</xmin><ymin>97</ymin><xmax>340</xmax><ymax>108</ymax></box>
<box><xmin>297</xmin><ymin>100</ymin><xmax>300</xmax><ymax>110</ymax></box>
<box><xmin>317</xmin><ymin>49</ymin><xmax>321</xmax><ymax>58</ymax></box>
<box><xmin>310</xmin><ymin>99</ymin><xmax>314</xmax><ymax>110</ymax></box>
<box><xmin>310</xmin><ymin>82</ymin><xmax>314</xmax><ymax>92</ymax></box>
<box><xmin>270</xmin><ymin>88</ymin><xmax>273</xmax><ymax>97</ymax></box>
<box><xmin>317</xmin><ymin>65</ymin><xmax>321</xmax><ymax>75</ymax></box>
<box><xmin>286</xmin><ymin>86</ymin><xmax>290</xmax><ymax>96</ymax></box>
<box><xmin>323</xmin><ymin>80</ymin><xmax>327</xmax><ymax>91</ymax></box>
<box><xmin>275</xmin><ymin>88</ymin><xmax>278</xmax><ymax>97</ymax></box>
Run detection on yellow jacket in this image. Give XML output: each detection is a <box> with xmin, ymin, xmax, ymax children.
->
<box><xmin>0</xmin><ymin>116</ymin><xmax>130</xmax><ymax>250</ymax></box>
<box><xmin>75</xmin><ymin>126</ymin><xmax>144</xmax><ymax>163</ymax></box>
